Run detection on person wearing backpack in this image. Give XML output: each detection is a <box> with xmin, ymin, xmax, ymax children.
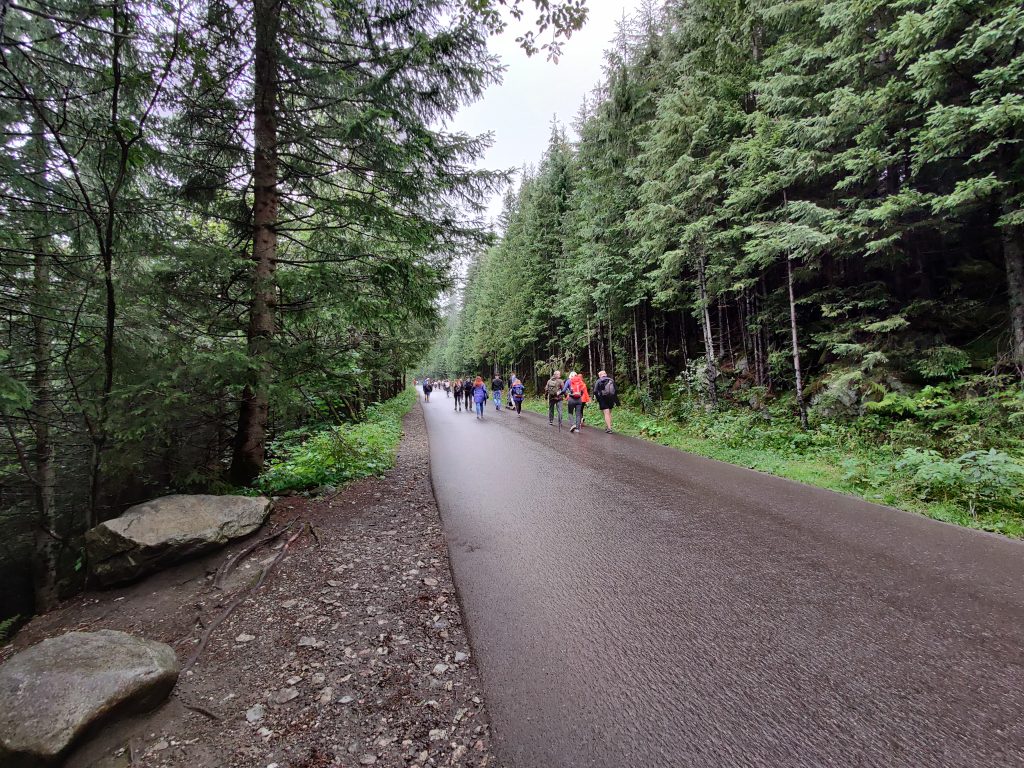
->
<box><xmin>490</xmin><ymin>374</ymin><xmax>505</xmax><ymax>412</ymax></box>
<box><xmin>594</xmin><ymin>370</ymin><xmax>618</xmax><ymax>433</ymax></box>
<box><xmin>545</xmin><ymin>371</ymin><xmax>564</xmax><ymax>426</ymax></box>
<box><xmin>566</xmin><ymin>372</ymin><xmax>589</xmax><ymax>433</ymax></box>
<box><xmin>509</xmin><ymin>377</ymin><xmax>526</xmax><ymax>415</ymax></box>
<box><xmin>422</xmin><ymin>377</ymin><xmax>432</xmax><ymax>403</ymax></box>
<box><xmin>462</xmin><ymin>378</ymin><xmax>474</xmax><ymax>412</ymax></box>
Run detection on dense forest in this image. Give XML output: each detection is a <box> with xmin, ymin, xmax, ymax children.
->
<box><xmin>426</xmin><ymin>0</ymin><xmax>1024</xmax><ymax>528</ymax></box>
<box><xmin>0</xmin><ymin>0</ymin><xmax>586</xmax><ymax>625</ymax></box>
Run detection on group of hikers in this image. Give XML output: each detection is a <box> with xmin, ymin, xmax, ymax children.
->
<box><xmin>416</xmin><ymin>370</ymin><xmax>619</xmax><ymax>433</ymax></box>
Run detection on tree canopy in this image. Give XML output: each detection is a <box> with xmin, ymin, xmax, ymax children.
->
<box><xmin>427</xmin><ymin>0</ymin><xmax>1024</xmax><ymax>421</ymax></box>
<box><xmin>0</xmin><ymin>0</ymin><xmax>587</xmax><ymax>619</ymax></box>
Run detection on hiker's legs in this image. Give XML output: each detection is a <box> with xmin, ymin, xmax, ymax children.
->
<box><xmin>514</xmin><ymin>399</ymin><xmax>522</xmax><ymax>414</ymax></box>
<box><xmin>548</xmin><ymin>399</ymin><xmax>555</xmax><ymax>422</ymax></box>
<box><xmin>603</xmin><ymin>408</ymin><xmax>612</xmax><ymax>430</ymax></box>
<box><xmin>493</xmin><ymin>390</ymin><xmax>501</xmax><ymax>409</ymax></box>
<box><xmin>574</xmin><ymin>403</ymin><xmax>583</xmax><ymax>430</ymax></box>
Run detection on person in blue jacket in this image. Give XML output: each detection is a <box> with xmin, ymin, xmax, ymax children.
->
<box><xmin>510</xmin><ymin>376</ymin><xmax>526</xmax><ymax>415</ymax></box>
<box><xmin>472</xmin><ymin>376</ymin><xmax>489</xmax><ymax>419</ymax></box>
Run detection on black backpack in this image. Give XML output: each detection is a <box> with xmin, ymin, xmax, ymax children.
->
<box><xmin>601</xmin><ymin>377</ymin><xmax>616</xmax><ymax>398</ymax></box>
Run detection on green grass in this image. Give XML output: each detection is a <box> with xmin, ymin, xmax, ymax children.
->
<box><xmin>522</xmin><ymin>396</ymin><xmax>1024</xmax><ymax>538</ymax></box>
<box><xmin>256</xmin><ymin>389</ymin><xmax>415</xmax><ymax>494</ymax></box>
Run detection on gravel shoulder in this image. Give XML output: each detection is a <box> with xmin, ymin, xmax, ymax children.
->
<box><xmin>4</xmin><ymin>403</ymin><xmax>496</xmax><ymax>768</ymax></box>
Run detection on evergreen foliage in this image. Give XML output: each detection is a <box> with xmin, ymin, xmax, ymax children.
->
<box><xmin>0</xmin><ymin>0</ymin><xmax>588</xmax><ymax>621</ymax></box>
<box><xmin>426</xmin><ymin>0</ymin><xmax>1024</xmax><ymax>529</ymax></box>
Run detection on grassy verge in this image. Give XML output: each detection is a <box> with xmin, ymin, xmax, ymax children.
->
<box><xmin>522</xmin><ymin>397</ymin><xmax>1024</xmax><ymax>538</ymax></box>
<box><xmin>256</xmin><ymin>389</ymin><xmax>415</xmax><ymax>494</ymax></box>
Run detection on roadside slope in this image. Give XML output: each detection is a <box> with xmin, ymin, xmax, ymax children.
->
<box><xmin>6</xmin><ymin>404</ymin><xmax>495</xmax><ymax>768</ymax></box>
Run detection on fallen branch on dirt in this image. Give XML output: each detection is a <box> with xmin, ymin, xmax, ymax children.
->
<box><xmin>184</xmin><ymin>523</ymin><xmax>307</xmax><ymax>670</ymax></box>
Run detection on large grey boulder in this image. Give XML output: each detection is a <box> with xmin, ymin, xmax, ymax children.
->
<box><xmin>86</xmin><ymin>494</ymin><xmax>272</xmax><ymax>585</ymax></box>
<box><xmin>0</xmin><ymin>630</ymin><xmax>179</xmax><ymax>766</ymax></box>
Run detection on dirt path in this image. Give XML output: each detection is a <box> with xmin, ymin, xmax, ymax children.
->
<box><xmin>8</xmin><ymin>404</ymin><xmax>495</xmax><ymax>768</ymax></box>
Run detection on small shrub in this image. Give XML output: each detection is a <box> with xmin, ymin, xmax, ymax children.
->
<box><xmin>917</xmin><ymin>345</ymin><xmax>970</xmax><ymax>380</ymax></box>
<box><xmin>896</xmin><ymin>448</ymin><xmax>963</xmax><ymax>501</ymax></box>
<box><xmin>257</xmin><ymin>390</ymin><xmax>414</xmax><ymax>494</ymax></box>
<box><xmin>895</xmin><ymin>447</ymin><xmax>1024</xmax><ymax>516</ymax></box>
<box><xmin>0</xmin><ymin>614</ymin><xmax>21</xmax><ymax>643</ymax></box>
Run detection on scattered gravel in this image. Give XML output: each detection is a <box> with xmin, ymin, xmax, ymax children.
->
<box><xmin>10</xmin><ymin>404</ymin><xmax>497</xmax><ymax>768</ymax></box>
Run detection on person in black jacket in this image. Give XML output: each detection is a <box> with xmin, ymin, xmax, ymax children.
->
<box><xmin>594</xmin><ymin>370</ymin><xmax>618</xmax><ymax>433</ymax></box>
<box><xmin>490</xmin><ymin>374</ymin><xmax>504</xmax><ymax>411</ymax></box>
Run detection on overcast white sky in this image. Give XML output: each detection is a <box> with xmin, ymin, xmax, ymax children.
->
<box><xmin>448</xmin><ymin>1</ymin><xmax>646</xmax><ymax>224</ymax></box>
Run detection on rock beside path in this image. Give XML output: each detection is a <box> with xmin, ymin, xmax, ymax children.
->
<box><xmin>86</xmin><ymin>494</ymin><xmax>272</xmax><ymax>585</ymax></box>
<box><xmin>0</xmin><ymin>630</ymin><xmax>179</xmax><ymax>766</ymax></box>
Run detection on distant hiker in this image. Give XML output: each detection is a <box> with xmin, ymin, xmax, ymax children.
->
<box><xmin>444</xmin><ymin>379</ymin><xmax>451</xmax><ymax>397</ymax></box>
<box><xmin>566</xmin><ymin>371</ymin><xmax>589</xmax><ymax>433</ymax></box>
<box><xmin>510</xmin><ymin>377</ymin><xmax>526</xmax><ymax>415</ymax></box>
<box><xmin>491</xmin><ymin>374</ymin><xmax>505</xmax><ymax>411</ymax></box>
<box><xmin>453</xmin><ymin>378</ymin><xmax>463</xmax><ymax>411</ymax></box>
<box><xmin>462</xmin><ymin>378</ymin><xmax>474</xmax><ymax>411</ymax></box>
<box><xmin>472</xmin><ymin>376</ymin><xmax>488</xmax><ymax>419</ymax></box>
<box><xmin>545</xmin><ymin>370</ymin><xmax>564</xmax><ymax>426</ymax></box>
<box><xmin>422</xmin><ymin>377</ymin><xmax>433</xmax><ymax>403</ymax></box>
<box><xmin>594</xmin><ymin>370</ymin><xmax>618</xmax><ymax>433</ymax></box>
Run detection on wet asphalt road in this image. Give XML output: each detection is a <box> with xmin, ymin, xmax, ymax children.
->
<box><xmin>420</xmin><ymin>395</ymin><xmax>1024</xmax><ymax>768</ymax></box>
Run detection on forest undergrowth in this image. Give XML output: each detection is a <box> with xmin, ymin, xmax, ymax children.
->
<box><xmin>525</xmin><ymin>375</ymin><xmax>1024</xmax><ymax>538</ymax></box>
<box><xmin>254</xmin><ymin>390</ymin><xmax>416</xmax><ymax>495</ymax></box>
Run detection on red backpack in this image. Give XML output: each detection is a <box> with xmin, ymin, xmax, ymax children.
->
<box><xmin>569</xmin><ymin>377</ymin><xmax>585</xmax><ymax>399</ymax></box>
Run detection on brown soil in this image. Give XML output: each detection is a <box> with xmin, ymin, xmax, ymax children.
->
<box><xmin>5</xmin><ymin>405</ymin><xmax>496</xmax><ymax>768</ymax></box>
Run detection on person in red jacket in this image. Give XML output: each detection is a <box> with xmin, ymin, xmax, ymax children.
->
<box><xmin>566</xmin><ymin>371</ymin><xmax>589</xmax><ymax>433</ymax></box>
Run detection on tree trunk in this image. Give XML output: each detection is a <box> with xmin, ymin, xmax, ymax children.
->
<box><xmin>30</xmin><ymin>124</ymin><xmax>59</xmax><ymax>612</ymax></box>
<box><xmin>697</xmin><ymin>253</ymin><xmax>718</xmax><ymax>406</ymax></box>
<box><xmin>633</xmin><ymin>306</ymin><xmax>641</xmax><ymax>388</ymax></box>
<box><xmin>1002</xmin><ymin>199</ymin><xmax>1024</xmax><ymax>374</ymax></box>
<box><xmin>749</xmin><ymin>290</ymin><xmax>761</xmax><ymax>386</ymax></box>
<box><xmin>679</xmin><ymin>309</ymin><xmax>689</xmax><ymax>369</ymax></box>
<box><xmin>88</xmin><ymin>0</ymin><xmax>129</xmax><ymax>525</ymax></box>
<box><xmin>725</xmin><ymin>300</ymin><xmax>735</xmax><ymax>363</ymax></box>
<box><xmin>716</xmin><ymin>301</ymin><xmax>725</xmax><ymax>359</ymax></box>
<box><xmin>231</xmin><ymin>0</ymin><xmax>281</xmax><ymax>485</ymax></box>
<box><xmin>739</xmin><ymin>289</ymin><xmax>749</xmax><ymax>368</ymax></box>
<box><xmin>643</xmin><ymin>304</ymin><xmax>651</xmax><ymax>389</ymax></box>
<box><xmin>607</xmin><ymin>307</ymin><xmax>614</xmax><ymax>374</ymax></box>
<box><xmin>787</xmin><ymin>257</ymin><xmax>809</xmax><ymax>428</ymax></box>
<box><xmin>760</xmin><ymin>276</ymin><xmax>773</xmax><ymax>391</ymax></box>
<box><xmin>586</xmin><ymin>316</ymin><xmax>594</xmax><ymax>376</ymax></box>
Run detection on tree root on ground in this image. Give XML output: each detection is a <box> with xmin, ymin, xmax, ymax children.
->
<box><xmin>213</xmin><ymin>520</ymin><xmax>298</xmax><ymax>590</ymax></box>
<box><xmin>184</xmin><ymin>522</ymin><xmax>307</xmax><ymax>670</ymax></box>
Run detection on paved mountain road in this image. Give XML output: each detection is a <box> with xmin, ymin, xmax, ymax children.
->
<box><xmin>420</xmin><ymin>398</ymin><xmax>1024</xmax><ymax>768</ymax></box>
